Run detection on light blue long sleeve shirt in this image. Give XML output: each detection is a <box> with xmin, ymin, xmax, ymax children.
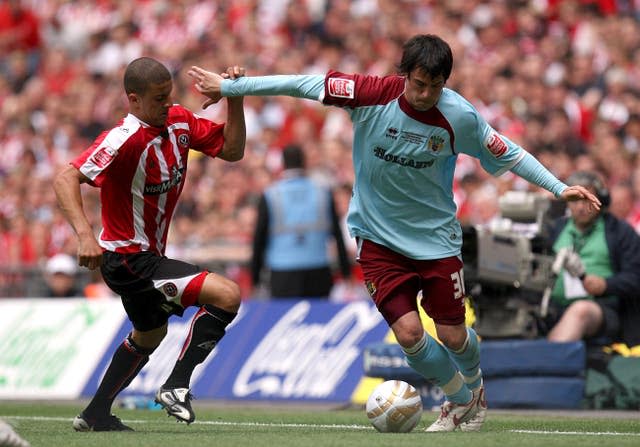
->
<box><xmin>222</xmin><ymin>73</ymin><xmax>566</xmax><ymax>259</ymax></box>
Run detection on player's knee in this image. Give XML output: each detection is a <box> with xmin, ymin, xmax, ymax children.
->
<box><xmin>131</xmin><ymin>325</ymin><xmax>167</xmax><ymax>349</ymax></box>
<box><xmin>390</xmin><ymin>312</ymin><xmax>424</xmax><ymax>348</ymax></box>
<box><xmin>204</xmin><ymin>273</ymin><xmax>241</xmax><ymax>312</ymax></box>
<box><xmin>221</xmin><ymin>283</ymin><xmax>242</xmax><ymax>313</ymax></box>
<box><xmin>439</xmin><ymin>334</ymin><xmax>465</xmax><ymax>350</ymax></box>
<box><xmin>395</xmin><ymin>326</ymin><xmax>425</xmax><ymax>348</ymax></box>
<box><xmin>436</xmin><ymin>325</ymin><xmax>467</xmax><ymax>350</ymax></box>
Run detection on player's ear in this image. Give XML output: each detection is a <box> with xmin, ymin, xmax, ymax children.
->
<box><xmin>128</xmin><ymin>92</ymin><xmax>141</xmax><ymax>105</ymax></box>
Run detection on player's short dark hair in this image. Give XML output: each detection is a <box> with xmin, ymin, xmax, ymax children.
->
<box><xmin>124</xmin><ymin>57</ymin><xmax>172</xmax><ymax>95</ymax></box>
<box><xmin>398</xmin><ymin>34</ymin><xmax>453</xmax><ymax>81</ymax></box>
<box><xmin>282</xmin><ymin>145</ymin><xmax>305</xmax><ymax>170</ymax></box>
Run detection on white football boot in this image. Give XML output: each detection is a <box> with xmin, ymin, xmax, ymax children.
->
<box><xmin>460</xmin><ymin>384</ymin><xmax>487</xmax><ymax>432</ymax></box>
<box><xmin>155</xmin><ymin>387</ymin><xmax>196</xmax><ymax>424</ymax></box>
<box><xmin>425</xmin><ymin>391</ymin><xmax>480</xmax><ymax>432</ymax></box>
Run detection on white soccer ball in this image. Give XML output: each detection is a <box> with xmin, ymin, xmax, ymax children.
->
<box><xmin>366</xmin><ymin>380</ymin><xmax>423</xmax><ymax>433</ymax></box>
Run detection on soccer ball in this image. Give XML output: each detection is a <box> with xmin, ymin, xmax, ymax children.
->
<box><xmin>366</xmin><ymin>380</ymin><xmax>423</xmax><ymax>433</ymax></box>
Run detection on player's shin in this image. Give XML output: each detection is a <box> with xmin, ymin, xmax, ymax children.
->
<box><xmin>162</xmin><ymin>304</ymin><xmax>236</xmax><ymax>388</ymax></box>
<box><xmin>403</xmin><ymin>332</ymin><xmax>472</xmax><ymax>404</ymax></box>
<box><xmin>84</xmin><ymin>334</ymin><xmax>155</xmax><ymax>418</ymax></box>
<box><xmin>446</xmin><ymin>327</ymin><xmax>482</xmax><ymax>390</ymax></box>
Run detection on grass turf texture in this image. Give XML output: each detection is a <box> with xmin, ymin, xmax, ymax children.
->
<box><xmin>1</xmin><ymin>401</ymin><xmax>639</xmax><ymax>447</ymax></box>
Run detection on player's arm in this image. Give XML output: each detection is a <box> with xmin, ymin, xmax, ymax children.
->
<box><xmin>221</xmin><ymin>74</ymin><xmax>325</xmax><ymax>100</ymax></box>
<box><xmin>188</xmin><ymin>66</ymin><xmax>325</xmax><ymax>104</ymax></box>
<box><xmin>194</xmin><ymin>66</ymin><xmax>247</xmax><ymax>162</ymax></box>
<box><xmin>459</xmin><ymin>99</ymin><xmax>601</xmax><ymax>210</ymax></box>
<box><xmin>218</xmin><ymin>96</ymin><xmax>246</xmax><ymax>162</ymax></box>
<box><xmin>510</xmin><ymin>153</ymin><xmax>601</xmax><ymax>209</ymax></box>
<box><xmin>53</xmin><ymin>165</ymin><xmax>103</xmax><ymax>270</ymax></box>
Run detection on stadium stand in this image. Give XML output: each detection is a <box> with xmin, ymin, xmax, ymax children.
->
<box><xmin>2</xmin><ymin>1</ymin><xmax>640</xmax><ymax>299</ymax></box>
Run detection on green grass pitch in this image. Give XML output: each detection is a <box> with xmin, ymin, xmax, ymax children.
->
<box><xmin>1</xmin><ymin>401</ymin><xmax>639</xmax><ymax>447</ymax></box>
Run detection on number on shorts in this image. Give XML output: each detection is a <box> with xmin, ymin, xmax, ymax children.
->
<box><xmin>451</xmin><ymin>269</ymin><xmax>465</xmax><ymax>300</ymax></box>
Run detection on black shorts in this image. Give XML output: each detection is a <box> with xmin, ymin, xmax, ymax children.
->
<box><xmin>542</xmin><ymin>298</ymin><xmax>620</xmax><ymax>342</ymax></box>
<box><xmin>269</xmin><ymin>266</ymin><xmax>333</xmax><ymax>298</ymax></box>
<box><xmin>101</xmin><ymin>251</ymin><xmax>206</xmax><ymax>331</ymax></box>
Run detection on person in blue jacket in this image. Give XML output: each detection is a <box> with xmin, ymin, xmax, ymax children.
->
<box><xmin>188</xmin><ymin>34</ymin><xmax>600</xmax><ymax>432</ymax></box>
<box><xmin>251</xmin><ymin>144</ymin><xmax>351</xmax><ymax>298</ymax></box>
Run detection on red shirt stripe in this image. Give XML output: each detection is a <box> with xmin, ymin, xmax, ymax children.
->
<box><xmin>72</xmin><ymin>105</ymin><xmax>225</xmax><ymax>255</ymax></box>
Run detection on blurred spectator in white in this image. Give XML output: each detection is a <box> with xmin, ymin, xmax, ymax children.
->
<box><xmin>43</xmin><ymin>253</ymin><xmax>81</xmax><ymax>298</ymax></box>
<box><xmin>598</xmin><ymin>66</ymin><xmax>630</xmax><ymax>129</ymax></box>
<box><xmin>85</xmin><ymin>22</ymin><xmax>142</xmax><ymax>76</ymax></box>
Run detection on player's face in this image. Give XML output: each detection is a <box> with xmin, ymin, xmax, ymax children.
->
<box><xmin>133</xmin><ymin>80</ymin><xmax>173</xmax><ymax>127</ymax></box>
<box><xmin>404</xmin><ymin>68</ymin><xmax>445</xmax><ymax>111</ymax></box>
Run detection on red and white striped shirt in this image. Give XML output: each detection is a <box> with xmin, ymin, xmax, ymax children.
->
<box><xmin>72</xmin><ymin>105</ymin><xmax>225</xmax><ymax>255</ymax></box>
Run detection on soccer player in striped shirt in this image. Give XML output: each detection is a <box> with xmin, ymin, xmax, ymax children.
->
<box><xmin>189</xmin><ymin>34</ymin><xmax>601</xmax><ymax>432</ymax></box>
<box><xmin>54</xmin><ymin>56</ymin><xmax>246</xmax><ymax>431</ymax></box>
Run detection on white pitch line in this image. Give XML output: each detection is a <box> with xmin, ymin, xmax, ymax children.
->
<box><xmin>4</xmin><ymin>416</ymin><xmax>639</xmax><ymax>436</ymax></box>
<box><xmin>510</xmin><ymin>430</ymin><xmax>640</xmax><ymax>437</ymax></box>
<box><xmin>2</xmin><ymin>415</ymin><xmax>373</xmax><ymax>430</ymax></box>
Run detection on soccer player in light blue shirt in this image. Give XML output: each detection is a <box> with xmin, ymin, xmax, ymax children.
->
<box><xmin>189</xmin><ymin>34</ymin><xmax>600</xmax><ymax>432</ymax></box>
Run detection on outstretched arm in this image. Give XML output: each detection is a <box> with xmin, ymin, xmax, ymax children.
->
<box><xmin>188</xmin><ymin>66</ymin><xmax>324</xmax><ymax>107</ymax></box>
<box><xmin>53</xmin><ymin>165</ymin><xmax>103</xmax><ymax>270</ymax></box>
<box><xmin>510</xmin><ymin>152</ymin><xmax>601</xmax><ymax>211</ymax></box>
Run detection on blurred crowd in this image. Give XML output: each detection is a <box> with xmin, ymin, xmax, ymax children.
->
<box><xmin>2</xmin><ymin>0</ymin><xmax>640</xmax><ymax>298</ymax></box>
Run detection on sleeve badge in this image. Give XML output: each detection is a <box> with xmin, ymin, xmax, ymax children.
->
<box><xmin>327</xmin><ymin>78</ymin><xmax>355</xmax><ymax>99</ymax></box>
<box><xmin>484</xmin><ymin>132</ymin><xmax>508</xmax><ymax>158</ymax></box>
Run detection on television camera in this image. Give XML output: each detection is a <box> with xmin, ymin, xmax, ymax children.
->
<box><xmin>463</xmin><ymin>191</ymin><xmax>566</xmax><ymax>338</ymax></box>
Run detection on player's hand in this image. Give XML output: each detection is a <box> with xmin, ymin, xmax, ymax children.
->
<box><xmin>559</xmin><ymin>185</ymin><xmax>601</xmax><ymax>212</ymax></box>
<box><xmin>77</xmin><ymin>235</ymin><xmax>103</xmax><ymax>270</ymax></box>
<box><xmin>188</xmin><ymin>66</ymin><xmax>224</xmax><ymax>109</ymax></box>
<box><xmin>221</xmin><ymin>65</ymin><xmax>245</xmax><ymax>80</ymax></box>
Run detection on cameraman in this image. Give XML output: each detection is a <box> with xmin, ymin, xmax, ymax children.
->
<box><xmin>542</xmin><ymin>171</ymin><xmax>640</xmax><ymax>344</ymax></box>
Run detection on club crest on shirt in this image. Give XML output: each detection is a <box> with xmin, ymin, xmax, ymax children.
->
<box><xmin>91</xmin><ymin>146</ymin><xmax>116</xmax><ymax>168</ymax></box>
<box><xmin>178</xmin><ymin>134</ymin><xmax>190</xmax><ymax>148</ymax></box>
<box><xmin>327</xmin><ymin>78</ymin><xmax>355</xmax><ymax>99</ymax></box>
<box><xmin>163</xmin><ymin>282</ymin><xmax>178</xmax><ymax>297</ymax></box>
<box><xmin>484</xmin><ymin>132</ymin><xmax>508</xmax><ymax>158</ymax></box>
<box><xmin>427</xmin><ymin>135</ymin><xmax>445</xmax><ymax>153</ymax></box>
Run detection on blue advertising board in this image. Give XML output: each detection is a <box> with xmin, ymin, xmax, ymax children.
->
<box><xmin>83</xmin><ymin>300</ymin><xmax>389</xmax><ymax>403</ymax></box>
